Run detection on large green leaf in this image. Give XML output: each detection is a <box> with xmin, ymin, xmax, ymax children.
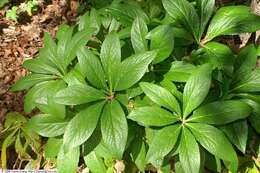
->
<box><xmin>146</xmin><ymin>125</ymin><xmax>181</xmax><ymax>168</ymax></box>
<box><xmin>160</xmin><ymin>79</ymin><xmax>183</xmax><ymax>102</ymax></box>
<box><xmin>101</xmin><ymin>33</ymin><xmax>121</xmax><ymax>68</ymax></box>
<box><xmin>221</xmin><ymin>120</ymin><xmax>248</xmax><ymax>153</ymax></box>
<box><xmin>84</xmin><ymin>151</ymin><xmax>107</xmax><ymax>173</ymax></box>
<box><xmin>62</xmin><ymin>67</ymin><xmax>86</xmax><ymax>86</ymax></box>
<box><xmin>236</xmin><ymin>95</ymin><xmax>260</xmax><ymax>133</ymax></box>
<box><xmin>40</xmin><ymin>33</ymin><xmax>65</xmax><ymax>74</ymax></box>
<box><xmin>94</xmin><ymin>141</ymin><xmax>115</xmax><ymax>160</ymax></box>
<box><xmin>105</xmin><ymin>3</ymin><xmax>149</xmax><ymax>26</ymax></box>
<box><xmin>130</xmin><ymin>138</ymin><xmax>146</xmax><ymax>172</ymax></box>
<box><xmin>113</xmin><ymin>51</ymin><xmax>157</xmax><ymax>91</ymax></box>
<box><xmin>11</xmin><ymin>74</ymin><xmax>56</xmax><ymax>91</ymax></box>
<box><xmin>183</xmin><ymin>64</ymin><xmax>212</xmax><ymax>118</ymax></box>
<box><xmin>83</xmin><ymin>126</ymin><xmax>102</xmax><ymax>157</ymax></box>
<box><xmin>236</xmin><ymin>93</ymin><xmax>260</xmax><ymax>106</ymax></box>
<box><xmin>145</xmin><ymin>128</ymin><xmax>157</xmax><ymax>152</ymax></box>
<box><xmin>55</xmin><ymin>84</ymin><xmax>106</xmax><ymax>105</ymax></box>
<box><xmin>205</xmin><ymin>6</ymin><xmax>260</xmax><ymax>42</ymax></box>
<box><xmin>197</xmin><ymin>42</ymin><xmax>235</xmax><ymax>76</ymax></box>
<box><xmin>118</xmin><ymin>26</ymin><xmax>131</xmax><ymax>39</ymax></box>
<box><xmin>100</xmin><ymin>100</ymin><xmax>128</xmax><ymax>159</ymax></box>
<box><xmin>77</xmin><ymin>47</ymin><xmax>107</xmax><ymax>89</ymax></box>
<box><xmin>57</xmin><ymin>25</ymin><xmax>74</xmax><ymax>62</ymax></box>
<box><xmin>188</xmin><ymin>123</ymin><xmax>238</xmax><ymax>173</ymax></box>
<box><xmin>140</xmin><ymin>82</ymin><xmax>181</xmax><ymax>115</ymax></box>
<box><xmin>131</xmin><ymin>17</ymin><xmax>148</xmax><ymax>53</ymax></box>
<box><xmin>44</xmin><ymin>138</ymin><xmax>63</xmax><ymax>159</ymax></box>
<box><xmin>100</xmin><ymin>33</ymin><xmax>121</xmax><ymax>90</ymax></box>
<box><xmin>63</xmin><ymin>28</ymin><xmax>96</xmax><ymax>67</ymax></box>
<box><xmin>28</xmin><ymin>114</ymin><xmax>68</xmax><ymax>137</ymax></box>
<box><xmin>164</xmin><ymin>61</ymin><xmax>196</xmax><ymax>82</ymax></box>
<box><xmin>108</xmin><ymin>18</ymin><xmax>121</xmax><ymax>33</ymax></box>
<box><xmin>190</xmin><ymin>100</ymin><xmax>251</xmax><ymax>125</ymax></box>
<box><xmin>23</xmin><ymin>58</ymin><xmax>61</xmax><ymax>76</ymax></box>
<box><xmin>38</xmin><ymin>97</ymin><xmax>66</xmax><ymax>119</ymax></box>
<box><xmin>175</xmin><ymin>161</ymin><xmax>185</xmax><ymax>173</ymax></box>
<box><xmin>63</xmin><ymin>102</ymin><xmax>105</xmax><ymax>150</ymax></box>
<box><xmin>57</xmin><ymin>146</ymin><xmax>80</xmax><ymax>173</ymax></box>
<box><xmin>179</xmin><ymin>127</ymin><xmax>200</xmax><ymax>173</ymax></box>
<box><xmin>233</xmin><ymin>44</ymin><xmax>257</xmax><ymax>83</ymax></box>
<box><xmin>128</xmin><ymin>106</ymin><xmax>178</xmax><ymax>127</ymax></box>
<box><xmin>232</xmin><ymin>69</ymin><xmax>260</xmax><ymax>92</ymax></box>
<box><xmin>162</xmin><ymin>0</ymin><xmax>200</xmax><ymax>41</ymax></box>
<box><xmin>197</xmin><ymin>0</ymin><xmax>215</xmax><ymax>34</ymax></box>
<box><xmin>146</xmin><ymin>25</ymin><xmax>174</xmax><ymax>63</ymax></box>
<box><xmin>56</xmin><ymin>24</ymin><xmax>70</xmax><ymax>41</ymax></box>
<box><xmin>24</xmin><ymin>80</ymin><xmax>66</xmax><ymax>113</ymax></box>
<box><xmin>257</xmin><ymin>45</ymin><xmax>260</xmax><ymax>56</ymax></box>
<box><xmin>79</xmin><ymin>8</ymin><xmax>101</xmax><ymax>34</ymax></box>
<box><xmin>172</xmin><ymin>27</ymin><xmax>194</xmax><ymax>41</ymax></box>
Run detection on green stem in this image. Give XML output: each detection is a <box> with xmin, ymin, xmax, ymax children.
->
<box><xmin>1</xmin><ymin>130</ymin><xmax>17</xmax><ymax>169</ymax></box>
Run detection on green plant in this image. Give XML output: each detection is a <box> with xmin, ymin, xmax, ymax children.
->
<box><xmin>5</xmin><ymin>0</ymin><xmax>39</xmax><ymax>22</ymax></box>
<box><xmin>23</xmin><ymin>0</ymin><xmax>38</xmax><ymax>16</ymax></box>
<box><xmin>0</xmin><ymin>112</ymin><xmax>41</xmax><ymax>169</ymax></box>
<box><xmin>6</xmin><ymin>6</ymin><xmax>18</xmax><ymax>22</ymax></box>
<box><xmin>11</xmin><ymin>0</ymin><xmax>260</xmax><ymax>172</ymax></box>
<box><xmin>128</xmin><ymin>66</ymin><xmax>251</xmax><ymax>172</ymax></box>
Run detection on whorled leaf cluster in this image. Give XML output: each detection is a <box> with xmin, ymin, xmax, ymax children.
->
<box><xmin>10</xmin><ymin>0</ymin><xmax>260</xmax><ymax>172</ymax></box>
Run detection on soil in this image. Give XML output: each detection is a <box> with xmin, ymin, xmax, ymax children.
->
<box><xmin>0</xmin><ymin>0</ymin><xmax>79</xmax><ymax>121</ymax></box>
